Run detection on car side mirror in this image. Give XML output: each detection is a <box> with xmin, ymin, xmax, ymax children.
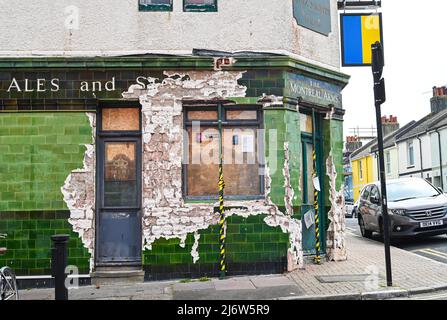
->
<box><xmin>370</xmin><ymin>195</ymin><xmax>380</xmax><ymax>204</ymax></box>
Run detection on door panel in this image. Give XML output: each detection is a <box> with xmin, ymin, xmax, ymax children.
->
<box><xmin>98</xmin><ymin>210</ymin><xmax>141</xmax><ymax>262</ymax></box>
<box><xmin>98</xmin><ymin>138</ymin><xmax>141</xmax><ymax>264</ymax></box>
<box><xmin>301</xmin><ymin>139</ymin><xmax>320</xmax><ymax>255</ymax></box>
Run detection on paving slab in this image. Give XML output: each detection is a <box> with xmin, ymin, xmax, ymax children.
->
<box><xmin>212</xmin><ymin>278</ymin><xmax>256</xmax><ymax>291</ymax></box>
<box><xmin>250</xmin><ymin>275</ymin><xmax>295</xmax><ymax>288</ymax></box>
<box><xmin>173</xmin><ymin>281</ymin><xmax>214</xmax><ymax>292</ymax></box>
<box><xmin>173</xmin><ymin>286</ymin><xmax>304</xmax><ymax>300</ymax></box>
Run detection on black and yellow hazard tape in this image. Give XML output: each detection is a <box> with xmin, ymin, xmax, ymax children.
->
<box><xmin>313</xmin><ymin>148</ymin><xmax>321</xmax><ymax>265</ymax></box>
<box><xmin>218</xmin><ymin>159</ymin><xmax>226</xmax><ymax>279</ymax></box>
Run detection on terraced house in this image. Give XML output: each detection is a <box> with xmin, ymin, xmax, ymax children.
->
<box><xmin>0</xmin><ymin>0</ymin><xmax>349</xmax><ymax>283</ymax></box>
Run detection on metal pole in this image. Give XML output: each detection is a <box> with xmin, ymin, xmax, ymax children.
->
<box><xmin>372</xmin><ymin>41</ymin><xmax>393</xmax><ymax>287</ymax></box>
<box><xmin>374</xmin><ymin>103</ymin><xmax>393</xmax><ymax>287</ymax></box>
<box><xmin>51</xmin><ymin>234</ymin><xmax>69</xmax><ymax>300</ymax></box>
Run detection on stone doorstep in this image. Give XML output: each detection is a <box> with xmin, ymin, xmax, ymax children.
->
<box><xmin>90</xmin><ymin>268</ymin><xmax>145</xmax><ymax>286</ymax></box>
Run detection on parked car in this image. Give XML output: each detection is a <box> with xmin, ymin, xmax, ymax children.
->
<box><xmin>357</xmin><ymin>178</ymin><xmax>447</xmax><ymax>239</ymax></box>
<box><xmin>345</xmin><ymin>198</ymin><xmax>359</xmax><ymax>218</ymax></box>
<box><xmin>351</xmin><ymin>198</ymin><xmax>360</xmax><ymax>219</ymax></box>
<box><xmin>345</xmin><ymin>198</ymin><xmax>355</xmax><ymax>218</ymax></box>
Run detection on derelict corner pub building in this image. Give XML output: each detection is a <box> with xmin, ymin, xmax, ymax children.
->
<box><xmin>0</xmin><ymin>54</ymin><xmax>348</xmax><ymax>281</ymax></box>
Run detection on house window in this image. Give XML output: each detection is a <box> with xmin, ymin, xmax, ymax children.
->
<box><xmin>183</xmin><ymin>105</ymin><xmax>263</xmax><ymax>200</ymax></box>
<box><xmin>385</xmin><ymin>151</ymin><xmax>391</xmax><ymax>174</ymax></box>
<box><xmin>139</xmin><ymin>0</ymin><xmax>172</xmax><ymax>11</ymax></box>
<box><xmin>184</xmin><ymin>0</ymin><xmax>217</xmax><ymax>12</ymax></box>
<box><xmin>407</xmin><ymin>141</ymin><xmax>415</xmax><ymax>167</ymax></box>
<box><xmin>359</xmin><ymin>160</ymin><xmax>363</xmax><ymax>180</ymax></box>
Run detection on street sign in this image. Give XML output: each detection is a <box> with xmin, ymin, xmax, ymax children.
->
<box><xmin>340</xmin><ymin>13</ymin><xmax>383</xmax><ymax>66</ymax></box>
<box><xmin>293</xmin><ymin>0</ymin><xmax>332</xmax><ymax>36</ymax></box>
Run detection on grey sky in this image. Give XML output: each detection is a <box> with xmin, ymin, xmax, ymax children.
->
<box><xmin>341</xmin><ymin>0</ymin><xmax>447</xmax><ymax>138</ymax></box>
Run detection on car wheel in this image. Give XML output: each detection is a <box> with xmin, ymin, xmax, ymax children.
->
<box><xmin>359</xmin><ymin>216</ymin><xmax>372</xmax><ymax>238</ymax></box>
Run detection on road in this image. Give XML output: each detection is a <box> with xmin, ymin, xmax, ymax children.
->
<box><xmin>346</xmin><ymin>218</ymin><xmax>447</xmax><ymax>264</ymax></box>
<box><xmin>346</xmin><ymin>217</ymin><xmax>447</xmax><ymax>300</ymax></box>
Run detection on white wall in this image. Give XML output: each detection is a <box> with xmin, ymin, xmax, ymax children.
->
<box><xmin>398</xmin><ymin>135</ymin><xmax>432</xmax><ymax>178</ymax></box>
<box><xmin>371</xmin><ymin>146</ymin><xmax>399</xmax><ymax>181</ymax></box>
<box><xmin>430</xmin><ymin>127</ymin><xmax>447</xmax><ymax>189</ymax></box>
<box><xmin>0</xmin><ymin>0</ymin><xmax>341</xmax><ymax>69</ymax></box>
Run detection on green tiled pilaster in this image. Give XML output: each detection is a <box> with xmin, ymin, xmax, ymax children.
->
<box><xmin>322</xmin><ymin>118</ymin><xmax>344</xmax><ymax>207</ymax></box>
<box><xmin>263</xmin><ymin>108</ymin><xmax>302</xmax><ymax>208</ymax></box>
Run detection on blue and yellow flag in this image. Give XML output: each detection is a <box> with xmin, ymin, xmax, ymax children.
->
<box><xmin>341</xmin><ymin>13</ymin><xmax>383</xmax><ymax>66</ymax></box>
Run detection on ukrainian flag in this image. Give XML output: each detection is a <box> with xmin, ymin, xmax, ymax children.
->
<box><xmin>341</xmin><ymin>14</ymin><xmax>382</xmax><ymax>66</ymax></box>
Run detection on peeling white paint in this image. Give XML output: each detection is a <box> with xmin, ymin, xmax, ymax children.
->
<box><xmin>61</xmin><ymin>112</ymin><xmax>96</xmax><ymax>271</ymax></box>
<box><xmin>125</xmin><ymin>70</ymin><xmax>305</xmax><ymax>271</ymax></box>
<box><xmin>283</xmin><ymin>142</ymin><xmax>294</xmax><ymax>217</ymax></box>
<box><xmin>325</xmin><ymin>151</ymin><xmax>347</xmax><ymax>262</ymax></box>
<box><xmin>191</xmin><ymin>231</ymin><xmax>201</xmax><ymax>264</ymax></box>
<box><xmin>62</xmin><ymin>70</ymin><xmax>307</xmax><ymax>273</ymax></box>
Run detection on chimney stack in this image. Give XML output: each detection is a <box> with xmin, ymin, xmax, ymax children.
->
<box><xmin>345</xmin><ymin>136</ymin><xmax>363</xmax><ymax>152</ymax></box>
<box><xmin>381</xmin><ymin>115</ymin><xmax>400</xmax><ymax>137</ymax></box>
<box><xmin>430</xmin><ymin>86</ymin><xmax>447</xmax><ymax>113</ymax></box>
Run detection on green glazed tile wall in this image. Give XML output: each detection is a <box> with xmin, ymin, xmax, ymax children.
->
<box><xmin>0</xmin><ymin>212</ymin><xmax>90</xmax><ymax>275</ymax></box>
<box><xmin>142</xmin><ymin>215</ymin><xmax>289</xmax><ymax>266</ymax></box>
<box><xmin>0</xmin><ymin>112</ymin><xmax>93</xmax><ymax>275</ymax></box>
<box><xmin>0</xmin><ymin>112</ymin><xmax>92</xmax><ymax>211</ymax></box>
<box><xmin>238</xmin><ymin>70</ymin><xmax>284</xmax><ymax>98</ymax></box>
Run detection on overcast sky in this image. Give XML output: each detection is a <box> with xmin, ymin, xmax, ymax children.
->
<box><xmin>340</xmin><ymin>0</ymin><xmax>447</xmax><ymax>138</ymax></box>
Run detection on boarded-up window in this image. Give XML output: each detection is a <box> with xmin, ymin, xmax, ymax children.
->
<box><xmin>185</xmin><ymin>106</ymin><xmax>262</xmax><ymax>198</ymax></box>
<box><xmin>300</xmin><ymin>113</ymin><xmax>313</xmax><ymax>133</ymax></box>
<box><xmin>187</xmin><ymin>110</ymin><xmax>218</xmax><ymax>121</ymax></box>
<box><xmin>102</xmin><ymin>108</ymin><xmax>140</xmax><ymax>131</ymax></box>
<box><xmin>226</xmin><ymin>110</ymin><xmax>257</xmax><ymax>120</ymax></box>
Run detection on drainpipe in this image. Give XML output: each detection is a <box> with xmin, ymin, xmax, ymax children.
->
<box><xmin>375</xmin><ymin>151</ymin><xmax>379</xmax><ymax>180</ymax></box>
<box><xmin>435</xmin><ymin>129</ymin><xmax>444</xmax><ymax>190</ymax></box>
<box><xmin>417</xmin><ymin>136</ymin><xmax>424</xmax><ymax>178</ymax></box>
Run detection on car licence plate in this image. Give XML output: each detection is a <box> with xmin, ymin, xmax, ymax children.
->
<box><xmin>420</xmin><ymin>220</ymin><xmax>444</xmax><ymax>228</ymax></box>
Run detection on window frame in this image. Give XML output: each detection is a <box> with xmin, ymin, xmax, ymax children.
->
<box><xmin>183</xmin><ymin>104</ymin><xmax>264</xmax><ymax>201</ymax></box>
<box><xmin>139</xmin><ymin>0</ymin><xmax>173</xmax><ymax>12</ymax></box>
<box><xmin>385</xmin><ymin>150</ymin><xmax>391</xmax><ymax>174</ymax></box>
<box><xmin>359</xmin><ymin>160</ymin><xmax>363</xmax><ymax>180</ymax></box>
<box><xmin>183</xmin><ymin>0</ymin><xmax>217</xmax><ymax>12</ymax></box>
<box><xmin>97</xmin><ymin>102</ymin><xmax>143</xmax><ymax>210</ymax></box>
<box><xmin>407</xmin><ymin>140</ymin><xmax>415</xmax><ymax>167</ymax></box>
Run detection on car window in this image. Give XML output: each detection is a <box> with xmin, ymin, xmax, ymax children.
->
<box><xmin>387</xmin><ymin>179</ymin><xmax>440</xmax><ymax>201</ymax></box>
<box><xmin>370</xmin><ymin>186</ymin><xmax>379</xmax><ymax>200</ymax></box>
<box><xmin>361</xmin><ymin>186</ymin><xmax>371</xmax><ymax>200</ymax></box>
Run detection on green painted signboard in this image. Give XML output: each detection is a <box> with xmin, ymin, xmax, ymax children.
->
<box><xmin>293</xmin><ymin>0</ymin><xmax>332</xmax><ymax>36</ymax></box>
<box><xmin>285</xmin><ymin>73</ymin><xmax>342</xmax><ymax>109</ymax></box>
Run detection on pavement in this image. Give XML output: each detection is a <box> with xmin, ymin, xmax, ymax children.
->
<box><xmin>18</xmin><ymin>224</ymin><xmax>447</xmax><ymax>300</ymax></box>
